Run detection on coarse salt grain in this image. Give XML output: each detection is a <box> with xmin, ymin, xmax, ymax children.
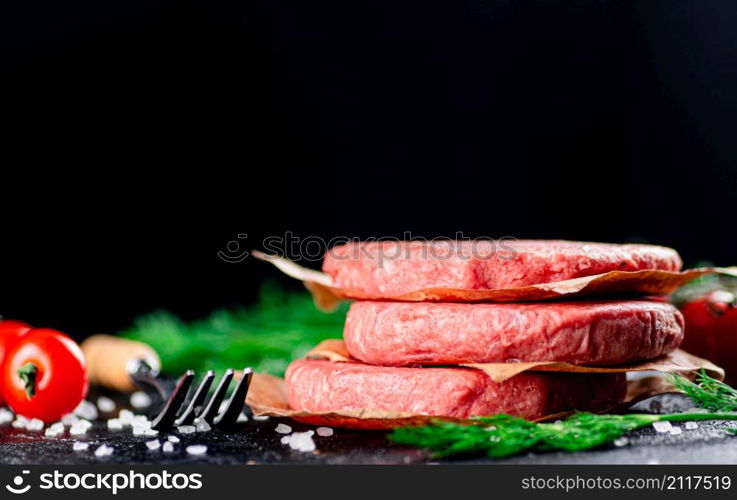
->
<box><xmin>236</xmin><ymin>413</ymin><xmax>249</xmax><ymax>423</ymax></box>
<box><xmin>195</xmin><ymin>419</ymin><xmax>211</xmax><ymax>432</ymax></box>
<box><xmin>69</xmin><ymin>420</ymin><xmax>93</xmax><ymax>436</ymax></box>
<box><xmin>685</xmin><ymin>422</ymin><xmax>699</xmax><ymax>430</ymax></box>
<box><xmin>12</xmin><ymin>416</ymin><xmax>29</xmax><ymax>429</ymax></box>
<box><xmin>284</xmin><ymin>431</ymin><xmax>316</xmax><ymax>453</ymax></box>
<box><xmin>45</xmin><ymin>422</ymin><xmax>65</xmax><ymax>437</ymax></box>
<box><xmin>107</xmin><ymin>418</ymin><xmax>123</xmax><ymax>431</ymax></box>
<box><xmin>613</xmin><ymin>437</ymin><xmax>628</xmax><ymax>447</ymax></box>
<box><xmin>316</xmin><ymin>427</ymin><xmax>333</xmax><ymax>437</ymax></box>
<box><xmin>132</xmin><ymin>424</ymin><xmax>157</xmax><ymax>436</ymax></box>
<box><xmin>0</xmin><ymin>408</ymin><xmax>14</xmax><ymax>424</ymax></box>
<box><xmin>177</xmin><ymin>425</ymin><xmax>196</xmax><ymax>434</ymax></box>
<box><xmin>167</xmin><ymin>435</ymin><xmax>180</xmax><ymax>443</ymax></box>
<box><xmin>73</xmin><ymin>442</ymin><xmax>89</xmax><ymax>451</ymax></box>
<box><xmin>94</xmin><ymin>444</ymin><xmax>114</xmax><ymax>457</ymax></box>
<box><xmin>74</xmin><ymin>400</ymin><xmax>98</xmax><ymax>421</ymax></box>
<box><xmin>275</xmin><ymin>423</ymin><xmax>292</xmax><ymax>434</ymax></box>
<box><xmin>96</xmin><ymin>396</ymin><xmax>116</xmax><ymax>413</ymax></box>
<box><xmin>652</xmin><ymin>421</ymin><xmax>673</xmax><ymax>433</ymax></box>
<box><xmin>27</xmin><ymin>419</ymin><xmax>44</xmax><ymax>432</ymax></box>
<box><xmin>130</xmin><ymin>391</ymin><xmax>152</xmax><ymax>409</ymax></box>
<box><xmin>61</xmin><ymin>413</ymin><xmax>79</xmax><ymax>426</ymax></box>
<box><xmin>162</xmin><ymin>442</ymin><xmax>175</xmax><ymax>453</ymax></box>
<box><xmin>252</xmin><ymin>415</ymin><xmax>269</xmax><ymax>421</ymax></box>
<box><xmin>186</xmin><ymin>445</ymin><xmax>207</xmax><ymax>456</ymax></box>
<box><xmin>670</xmin><ymin>427</ymin><xmax>683</xmax><ymax>436</ymax></box>
<box><xmin>118</xmin><ymin>409</ymin><xmax>135</xmax><ymax>425</ymax></box>
<box><xmin>145</xmin><ymin>440</ymin><xmax>161</xmax><ymax>451</ymax></box>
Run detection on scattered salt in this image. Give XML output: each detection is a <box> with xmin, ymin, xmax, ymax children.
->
<box><xmin>186</xmin><ymin>445</ymin><xmax>208</xmax><ymax>455</ymax></box>
<box><xmin>73</xmin><ymin>442</ymin><xmax>89</xmax><ymax>451</ymax></box>
<box><xmin>195</xmin><ymin>419</ymin><xmax>211</xmax><ymax>432</ymax></box>
<box><xmin>27</xmin><ymin>418</ymin><xmax>44</xmax><ymax>432</ymax></box>
<box><xmin>130</xmin><ymin>391</ymin><xmax>152</xmax><ymax>409</ymax></box>
<box><xmin>283</xmin><ymin>431</ymin><xmax>316</xmax><ymax>452</ymax></box>
<box><xmin>61</xmin><ymin>413</ymin><xmax>79</xmax><ymax>426</ymax></box>
<box><xmin>107</xmin><ymin>418</ymin><xmax>123</xmax><ymax>431</ymax></box>
<box><xmin>0</xmin><ymin>408</ymin><xmax>14</xmax><ymax>424</ymax></box>
<box><xmin>167</xmin><ymin>435</ymin><xmax>180</xmax><ymax>443</ymax></box>
<box><xmin>652</xmin><ymin>421</ymin><xmax>673</xmax><ymax>433</ymax></box>
<box><xmin>145</xmin><ymin>440</ymin><xmax>161</xmax><ymax>451</ymax></box>
<box><xmin>118</xmin><ymin>409</ymin><xmax>135</xmax><ymax>425</ymax></box>
<box><xmin>177</xmin><ymin>425</ymin><xmax>196</xmax><ymax>434</ymax></box>
<box><xmin>275</xmin><ymin>423</ymin><xmax>292</xmax><ymax>434</ymax></box>
<box><xmin>280</xmin><ymin>435</ymin><xmax>291</xmax><ymax>444</ymax></box>
<box><xmin>685</xmin><ymin>422</ymin><xmax>699</xmax><ymax>430</ymax></box>
<box><xmin>252</xmin><ymin>415</ymin><xmax>269</xmax><ymax>421</ymax></box>
<box><xmin>613</xmin><ymin>437</ymin><xmax>629</xmax><ymax>447</ymax></box>
<box><xmin>132</xmin><ymin>422</ymin><xmax>157</xmax><ymax>436</ymax></box>
<box><xmin>96</xmin><ymin>396</ymin><xmax>116</xmax><ymax>413</ymax></box>
<box><xmin>670</xmin><ymin>427</ymin><xmax>683</xmax><ymax>436</ymax></box>
<box><xmin>316</xmin><ymin>427</ymin><xmax>333</xmax><ymax>437</ymax></box>
<box><xmin>45</xmin><ymin>422</ymin><xmax>65</xmax><ymax>437</ymax></box>
<box><xmin>162</xmin><ymin>442</ymin><xmax>175</xmax><ymax>453</ymax></box>
<box><xmin>94</xmin><ymin>444</ymin><xmax>114</xmax><ymax>457</ymax></box>
<box><xmin>69</xmin><ymin>420</ymin><xmax>93</xmax><ymax>436</ymax></box>
<box><xmin>12</xmin><ymin>415</ymin><xmax>29</xmax><ymax>429</ymax></box>
<box><xmin>236</xmin><ymin>413</ymin><xmax>249</xmax><ymax>423</ymax></box>
<box><xmin>74</xmin><ymin>400</ymin><xmax>98</xmax><ymax>421</ymax></box>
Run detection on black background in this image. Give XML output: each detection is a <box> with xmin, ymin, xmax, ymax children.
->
<box><xmin>2</xmin><ymin>0</ymin><xmax>736</xmax><ymax>338</ymax></box>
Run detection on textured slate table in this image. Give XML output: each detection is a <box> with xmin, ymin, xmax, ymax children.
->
<box><xmin>1</xmin><ymin>393</ymin><xmax>736</xmax><ymax>465</ymax></box>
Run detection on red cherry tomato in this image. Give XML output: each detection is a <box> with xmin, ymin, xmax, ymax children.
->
<box><xmin>3</xmin><ymin>328</ymin><xmax>88</xmax><ymax>422</ymax></box>
<box><xmin>680</xmin><ymin>290</ymin><xmax>737</xmax><ymax>386</ymax></box>
<box><xmin>0</xmin><ymin>320</ymin><xmax>32</xmax><ymax>405</ymax></box>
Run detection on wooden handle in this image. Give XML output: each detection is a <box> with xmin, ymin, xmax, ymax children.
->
<box><xmin>81</xmin><ymin>335</ymin><xmax>161</xmax><ymax>392</ymax></box>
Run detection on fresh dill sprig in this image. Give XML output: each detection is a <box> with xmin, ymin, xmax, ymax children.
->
<box><xmin>119</xmin><ymin>282</ymin><xmax>347</xmax><ymax>377</ymax></box>
<box><xmin>668</xmin><ymin>370</ymin><xmax>737</xmax><ymax>412</ymax></box>
<box><xmin>390</xmin><ymin>372</ymin><xmax>737</xmax><ymax>459</ymax></box>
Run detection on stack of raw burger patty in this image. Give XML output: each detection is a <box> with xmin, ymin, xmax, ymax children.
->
<box><xmin>286</xmin><ymin>240</ymin><xmax>685</xmax><ymax>420</ymax></box>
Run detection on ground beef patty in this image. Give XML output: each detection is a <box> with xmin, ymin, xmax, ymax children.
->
<box><xmin>323</xmin><ymin>240</ymin><xmax>682</xmax><ymax>298</ymax></box>
<box><xmin>344</xmin><ymin>300</ymin><xmax>683</xmax><ymax>366</ymax></box>
<box><xmin>286</xmin><ymin>359</ymin><xmax>627</xmax><ymax>420</ymax></box>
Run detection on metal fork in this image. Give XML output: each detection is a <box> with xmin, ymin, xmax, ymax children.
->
<box><xmin>131</xmin><ymin>362</ymin><xmax>253</xmax><ymax>430</ymax></box>
<box><xmin>81</xmin><ymin>334</ymin><xmax>253</xmax><ymax>430</ymax></box>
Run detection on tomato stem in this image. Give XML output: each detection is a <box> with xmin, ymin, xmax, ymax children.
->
<box><xmin>17</xmin><ymin>363</ymin><xmax>38</xmax><ymax>399</ymax></box>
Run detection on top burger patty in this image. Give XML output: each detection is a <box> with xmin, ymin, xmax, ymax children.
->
<box><xmin>323</xmin><ymin>240</ymin><xmax>682</xmax><ymax>298</ymax></box>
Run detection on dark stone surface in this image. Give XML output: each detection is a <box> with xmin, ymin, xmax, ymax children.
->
<box><xmin>1</xmin><ymin>393</ymin><xmax>736</xmax><ymax>465</ymax></box>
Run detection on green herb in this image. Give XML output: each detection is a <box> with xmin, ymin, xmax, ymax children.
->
<box><xmin>120</xmin><ymin>283</ymin><xmax>347</xmax><ymax>377</ymax></box>
<box><xmin>668</xmin><ymin>370</ymin><xmax>737</xmax><ymax>412</ymax></box>
<box><xmin>390</xmin><ymin>372</ymin><xmax>737</xmax><ymax>459</ymax></box>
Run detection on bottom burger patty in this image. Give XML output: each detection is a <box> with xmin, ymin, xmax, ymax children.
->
<box><xmin>285</xmin><ymin>359</ymin><xmax>627</xmax><ymax>420</ymax></box>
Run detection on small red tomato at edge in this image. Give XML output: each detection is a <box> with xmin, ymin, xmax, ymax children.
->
<box><xmin>3</xmin><ymin>328</ymin><xmax>88</xmax><ymax>422</ymax></box>
<box><xmin>0</xmin><ymin>320</ymin><xmax>32</xmax><ymax>406</ymax></box>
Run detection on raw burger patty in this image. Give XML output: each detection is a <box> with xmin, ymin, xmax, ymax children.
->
<box><xmin>323</xmin><ymin>240</ymin><xmax>682</xmax><ymax>297</ymax></box>
<box><xmin>286</xmin><ymin>359</ymin><xmax>627</xmax><ymax>420</ymax></box>
<box><xmin>344</xmin><ymin>300</ymin><xmax>684</xmax><ymax>366</ymax></box>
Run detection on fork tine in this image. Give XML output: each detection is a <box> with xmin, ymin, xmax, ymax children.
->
<box><xmin>214</xmin><ymin>368</ymin><xmax>252</xmax><ymax>428</ymax></box>
<box><xmin>174</xmin><ymin>370</ymin><xmax>215</xmax><ymax>426</ymax></box>
<box><xmin>151</xmin><ymin>370</ymin><xmax>194</xmax><ymax>430</ymax></box>
<box><xmin>195</xmin><ymin>369</ymin><xmax>234</xmax><ymax>425</ymax></box>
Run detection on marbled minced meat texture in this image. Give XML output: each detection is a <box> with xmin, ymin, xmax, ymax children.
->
<box><xmin>285</xmin><ymin>359</ymin><xmax>627</xmax><ymax>420</ymax></box>
<box><xmin>322</xmin><ymin>240</ymin><xmax>682</xmax><ymax>298</ymax></box>
<box><xmin>344</xmin><ymin>300</ymin><xmax>684</xmax><ymax>366</ymax></box>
